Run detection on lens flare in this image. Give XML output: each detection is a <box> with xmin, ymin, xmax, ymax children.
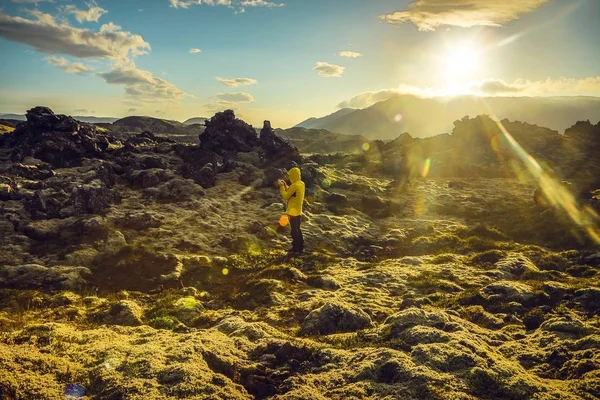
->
<box><xmin>279</xmin><ymin>214</ymin><xmax>290</xmax><ymax>227</ymax></box>
<box><xmin>362</xmin><ymin>143</ymin><xmax>370</xmax><ymax>152</ymax></box>
<box><xmin>489</xmin><ymin>117</ymin><xmax>600</xmax><ymax>244</ymax></box>
<box><xmin>394</xmin><ymin>114</ymin><xmax>403</xmax><ymax>122</ymax></box>
<box><xmin>222</xmin><ymin>268</ymin><xmax>229</xmax><ymax>276</ymax></box>
<box><xmin>421</xmin><ymin>158</ymin><xmax>432</xmax><ymax>178</ymax></box>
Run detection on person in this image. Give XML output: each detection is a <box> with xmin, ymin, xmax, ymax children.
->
<box><xmin>278</xmin><ymin>167</ymin><xmax>305</xmax><ymax>254</ymax></box>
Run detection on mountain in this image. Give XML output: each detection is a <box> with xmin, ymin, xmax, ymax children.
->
<box><xmin>294</xmin><ymin>108</ymin><xmax>356</xmax><ymax>130</ymax></box>
<box><xmin>297</xmin><ymin>95</ymin><xmax>600</xmax><ymax>140</ymax></box>
<box><xmin>0</xmin><ymin>113</ymin><xmax>118</xmax><ymax>124</ymax></box>
<box><xmin>276</xmin><ymin>127</ymin><xmax>368</xmax><ymax>154</ymax></box>
<box><xmin>183</xmin><ymin>117</ymin><xmax>207</xmax><ymax>125</ymax></box>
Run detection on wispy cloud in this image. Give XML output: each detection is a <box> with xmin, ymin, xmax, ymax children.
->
<box><xmin>313</xmin><ymin>62</ymin><xmax>344</xmax><ymax>78</ymax></box>
<box><xmin>216</xmin><ymin>92</ymin><xmax>255</xmax><ymax>103</ymax></box>
<box><xmin>169</xmin><ymin>0</ymin><xmax>283</xmax><ymax>12</ymax></box>
<box><xmin>45</xmin><ymin>56</ymin><xmax>92</xmax><ymax>74</ymax></box>
<box><xmin>0</xmin><ymin>10</ymin><xmax>150</xmax><ymax>59</ymax></box>
<box><xmin>97</xmin><ymin>62</ymin><xmax>193</xmax><ymax>102</ymax></box>
<box><xmin>339</xmin><ymin>51</ymin><xmax>362</xmax><ymax>58</ymax></box>
<box><xmin>189</xmin><ymin>48</ymin><xmax>201</xmax><ymax>54</ymax></box>
<box><xmin>240</xmin><ymin>0</ymin><xmax>283</xmax><ymax>7</ymax></box>
<box><xmin>339</xmin><ymin>76</ymin><xmax>600</xmax><ymax>108</ymax></box>
<box><xmin>379</xmin><ymin>0</ymin><xmax>549</xmax><ymax>31</ymax></box>
<box><xmin>62</xmin><ymin>4</ymin><xmax>108</xmax><ymax>23</ymax></box>
<box><xmin>216</xmin><ymin>77</ymin><xmax>257</xmax><ymax>88</ymax></box>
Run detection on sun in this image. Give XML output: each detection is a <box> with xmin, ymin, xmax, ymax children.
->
<box><xmin>444</xmin><ymin>44</ymin><xmax>480</xmax><ymax>83</ymax></box>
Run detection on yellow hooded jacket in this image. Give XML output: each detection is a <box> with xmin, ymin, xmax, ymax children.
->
<box><xmin>280</xmin><ymin>167</ymin><xmax>305</xmax><ymax>216</ymax></box>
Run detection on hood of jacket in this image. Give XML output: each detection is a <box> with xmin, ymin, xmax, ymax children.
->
<box><xmin>288</xmin><ymin>167</ymin><xmax>301</xmax><ymax>183</ymax></box>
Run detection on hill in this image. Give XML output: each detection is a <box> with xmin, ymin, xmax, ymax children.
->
<box><xmin>294</xmin><ymin>108</ymin><xmax>356</xmax><ymax>130</ymax></box>
<box><xmin>98</xmin><ymin>116</ymin><xmax>205</xmax><ymax>142</ymax></box>
<box><xmin>0</xmin><ymin>113</ymin><xmax>118</xmax><ymax>124</ymax></box>
<box><xmin>276</xmin><ymin>127</ymin><xmax>368</xmax><ymax>154</ymax></box>
<box><xmin>183</xmin><ymin>117</ymin><xmax>208</xmax><ymax>125</ymax></box>
<box><xmin>296</xmin><ymin>95</ymin><xmax>600</xmax><ymax>140</ymax></box>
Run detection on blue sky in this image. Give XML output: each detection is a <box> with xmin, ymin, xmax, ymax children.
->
<box><xmin>1</xmin><ymin>0</ymin><xmax>599</xmax><ymax>127</ymax></box>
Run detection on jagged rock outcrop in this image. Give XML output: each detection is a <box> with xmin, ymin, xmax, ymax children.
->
<box><xmin>259</xmin><ymin>120</ymin><xmax>301</xmax><ymax>168</ymax></box>
<box><xmin>1</xmin><ymin>106</ymin><xmax>112</xmax><ymax>167</ymax></box>
<box><xmin>199</xmin><ymin>110</ymin><xmax>258</xmax><ymax>153</ymax></box>
<box><xmin>124</xmin><ymin>131</ymin><xmax>175</xmax><ymax>150</ymax></box>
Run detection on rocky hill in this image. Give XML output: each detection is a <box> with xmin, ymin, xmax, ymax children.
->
<box><xmin>0</xmin><ymin>106</ymin><xmax>599</xmax><ymax>399</ymax></box>
<box><xmin>276</xmin><ymin>127</ymin><xmax>368</xmax><ymax>154</ymax></box>
<box><xmin>296</xmin><ymin>95</ymin><xmax>600</xmax><ymax>140</ymax></box>
<box><xmin>97</xmin><ymin>116</ymin><xmax>205</xmax><ymax>143</ymax></box>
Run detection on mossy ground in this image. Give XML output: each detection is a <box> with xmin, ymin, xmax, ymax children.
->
<box><xmin>1</xmin><ymin>164</ymin><xmax>599</xmax><ymax>399</ymax></box>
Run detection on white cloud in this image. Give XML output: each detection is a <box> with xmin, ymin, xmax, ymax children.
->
<box><xmin>0</xmin><ymin>10</ymin><xmax>150</xmax><ymax>59</ymax></box>
<box><xmin>339</xmin><ymin>76</ymin><xmax>600</xmax><ymax>108</ymax></box>
<box><xmin>339</xmin><ymin>51</ymin><xmax>362</xmax><ymax>58</ymax></box>
<box><xmin>313</xmin><ymin>62</ymin><xmax>344</xmax><ymax>78</ymax></box>
<box><xmin>97</xmin><ymin>62</ymin><xmax>193</xmax><ymax>102</ymax></box>
<box><xmin>189</xmin><ymin>48</ymin><xmax>201</xmax><ymax>54</ymax></box>
<box><xmin>170</xmin><ymin>0</ymin><xmax>232</xmax><ymax>9</ymax></box>
<box><xmin>45</xmin><ymin>56</ymin><xmax>92</xmax><ymax>74</ymax></box>
<box><xmin>99</xmin><ymin>22</ymin><xmax>121</xmax><ymax>32</ymax></box>
<box><xmin>216</xmin><ymin>77</ymin><xmax>257</xmax><ymax>87</ymax></box>
<box><xmin>379</xmin><ymin>0</ymin><xmax>549</xmax><ymax>31</ymax></box>
<box><xmin>240</xmin><ymin>0</ymin><xmax>283</xmax><ymax>7</ymax></box>
<box><xmin>169</xmin><ymin>0</ymin><xmax>282</xmax><ymax>11</ymax></box>
<box><xmin>62</xmin><ymin>4</ymin><xmax>108</xmax><ymax>23</ymax></box>
<box><xmin>216</xmin><ymin>92</ymin><xmax>255</xmax><ymax>103</ymax></box>
<box><xmin>472</xmin><ymin>77</ymin><xmax>600</xmax><ymax>97</ymax></box>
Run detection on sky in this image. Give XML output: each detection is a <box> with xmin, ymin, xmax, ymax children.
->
<box><xmin>0</xmin><ymin>0</ymin><xmax>599</xmax><ymax>127</ymax></box>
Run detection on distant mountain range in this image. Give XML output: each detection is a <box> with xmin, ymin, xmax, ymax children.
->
<box><xmin>294</xmin><ymin>95</ymin><xmax>600</xmax><ymax>140</ymax></box>
<box><xmin>0</xmin><ymin>113</ymin><xmax>209</xmax><ymax>126</ymax></box>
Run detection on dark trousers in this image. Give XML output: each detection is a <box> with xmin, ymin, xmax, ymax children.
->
<box><xmin>289</xmin><ymin>215</ymin><xmax>304</xmax><ymax>251</ymax></box>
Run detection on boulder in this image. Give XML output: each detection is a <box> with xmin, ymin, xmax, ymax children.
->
<box><xmin>144</xmin><ymin>178</ymin><xmax>205</xmax><ymax>202</ymax></box>
<box><xmin>199</xmin><ymin>110</ymin><xmax>258</xmax><ymax>153</ymax></box>
<box><xmin>258</xmin><ymin>120</ymin><xmax>301</xmax><ymax>168</ymax></box>
<box><xmin>129</xmin><ymin>168</ymin><xmax>175</xmax><ymax>188</ymax></box>
<box><xmin>381</xmin><ymin>308</ymin><xmax>450</xmax><ymax>339</ymax></box>
<box><xmin>300</xmin><ymin>302</ymin><xmax>374</xmax><ymax>335</ymax></box>
<box><xmin>68</xmin><ymin>179</ymin><xmax>121</xmax><ymax>216</ymax></box>
<box><xmin>0</xmin><ymin>264</ymin><xmax>91</xmax><ymax>290</ymax></box>
<box><xmin>2</xmin><ymin>106</ymin><xmax>111</xmax><ymax>167</ymax></box>
<box><xmin>95</xmin><ymin>300</ymin><xmax>143</xmax><ymax>326</ymax></box>
<box><xmin>124</xmin><ymin>131</ymin><xmax>175</xmax><ymax>150</ymax></box>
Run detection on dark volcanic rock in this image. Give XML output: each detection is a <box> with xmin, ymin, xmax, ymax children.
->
<box><xmin>300</xmin><ymin>302</ymin><xmax>374</xmax><ymax>335</ymax></box>
<box><xmin>69</xmin><ymin>180</ymin><xmax>122</xmax><ymax>216</ymax></box>
<box><xmin>124</xmin><ymin>131</ymin><xmax>175</xmax><ymax>150</ymax></box>
<box><xmin>259</xmin><ymin>120</ymin><xmax>301</xmax><ymax>168</ymax></box>
<box><xmin>2</xmin><ymin>106</ymin><xmax>111</xmax><ymax>167</ymax></box>
<box><xmin>199</xmin><ymin>110</ymin><xmax>258</xmax><ymax>153</ymax></box>
<box><xmin>0</xmin><ymin>264</ymin><xmax>91</xmax><ymax>290</ymax></box>
<box><xmin>175</xmin><ymin>145</ymin><xmax>233</xmax><ymax>188</ymax></box>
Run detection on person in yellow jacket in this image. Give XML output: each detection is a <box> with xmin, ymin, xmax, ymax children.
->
<box><xmin>278</xmin><ymin>167</ymin><xmax>305</xmax><ymax>253</ymax></box>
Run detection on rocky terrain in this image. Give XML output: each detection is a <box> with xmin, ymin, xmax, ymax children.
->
<box><xmin>0</xmin><ymin>106</ymin><xmax>599</xmax><ymax>399</ymax></box>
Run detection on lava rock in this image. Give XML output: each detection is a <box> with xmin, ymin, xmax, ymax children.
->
<box><xmin>200</xmin><ymin>110</ymin><xmax>258</xmax><ymax>153</ymax></box>
<box><xmin>258</xmin><ymin>120</ymin><xmax>301</xmax><ymax>168</ymax></box>
<box><xmin>300</xmin><ymin>302</ymin><xmax>374</xmax><ymax>335</ymax></box>
<box><xmin>2</xmin><ymin>106</ymin><xmax>111</xmax><ymax>167</ymax></box>
<box><xmin>0</xmin><ymin>264</ymin><xmax>91</xmax><ymax>290</ymax></box>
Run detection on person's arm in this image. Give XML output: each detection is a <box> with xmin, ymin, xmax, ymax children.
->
<box><xmin>280</xmin><ymin>182</ymin><xmax>297</xmax><ymax>201</ymax></box>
